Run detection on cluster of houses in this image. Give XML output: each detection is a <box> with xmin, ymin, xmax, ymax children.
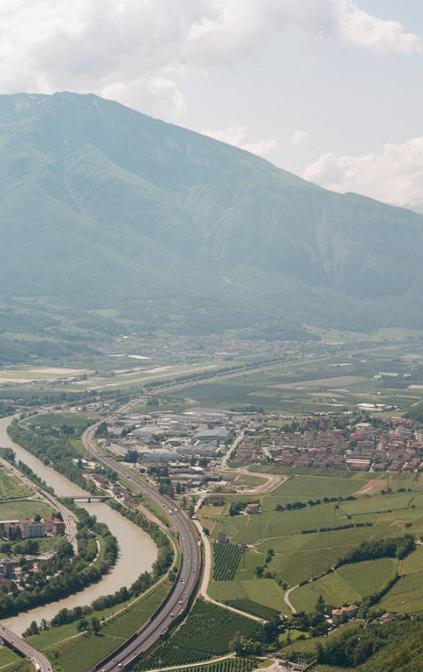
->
<box><xmin>0</xmin><ymin>551</ymin><xmax>56</xmax><ymax>584</ymax></box>
<box><xmin>235</xmin><ymin>414</ymin><xmax>423</xmax><ymax>473</ymax></box>
<box><xmin>0</xmin><ymin>516</ymin><xmax>66</xmax><ymax>540</ymax></box>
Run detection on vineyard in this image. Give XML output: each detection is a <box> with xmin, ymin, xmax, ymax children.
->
<box><xmin>217</xmin><ymin>503</ymin><xmax>346</xmax><ymax>544</ymax></box>
<box><xmin>164</xmin><ymin>658</ymin><xmax>259</xmax><ymax>672</ymax></box>
<box><xmin>213</xmin><ymin>543</ymin><xmax>245</xmax><ymax>580</ymax></box>
<box><xmin>134</xmin><ymin>600</ymin><xmax>260</xmax><ymax>670</ymax></box>
<box><xmin>380</xmin><ymin>572</ymin><xmax>423</xmax><ymax>614</ymax></box>
<box><xmin>209</xmin><ymin>578</ymin><xmax>284</xmax><ymax>613</ymax></box>
<box><xmin>291</xmin><ymin>557</ymin><xmax>397</xmax><ymax>613</ymax></box>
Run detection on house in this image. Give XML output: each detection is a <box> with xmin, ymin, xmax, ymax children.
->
<box><xmin>246</xmin><ymin>503</ymin><xmax>260</xmax><ymax>514</ymax></box>
<box><xmin>19</xmin><ymin>520</ymin><xmax>45</xmax><ymax>539</ymax></box>
<box><xmin>331</xmin><ymin>604</ymin><xmax>358</xmax><ymax>624</ymax></box>
<box><xmin>44</xmin><ymin>518</ymin><xmax>66</xmax><ymax>536</ymax></box>
<box><xmin>0</xmin><ymin>560</ymin><xmax>13</xmax><ymax>579</ymax></box>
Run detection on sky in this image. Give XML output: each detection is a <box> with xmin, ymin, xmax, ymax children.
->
<box><xmin>1</xmin><ymin>1</ymin><xmax>423</xmax><ymax>207</ymax></box>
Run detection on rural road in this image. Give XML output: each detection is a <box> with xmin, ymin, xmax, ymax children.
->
<box><xmin>284</xmin><ymin>584</ymin><xmax>299</xmax><ymax>614</ymax></box>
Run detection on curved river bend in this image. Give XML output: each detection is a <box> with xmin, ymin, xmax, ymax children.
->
<box><xmin>0</xmin><ymin>417</ymin><xmax>157</xmax><ymax>635</ymax></box>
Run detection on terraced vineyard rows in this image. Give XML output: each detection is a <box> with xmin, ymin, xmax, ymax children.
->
<box><xmin>291</xmin><ymin>557</ymin><xmax>397</xmax><ymax>613</ymax></box>
<box><xmin>164</xmin><ymin>658</ymin><xmax>259</xmax><ymax>672</ymax></box>
<box><xmin>135</xmin><ymin>601</ymin><xmax>260</xmax><ymax>670</ymax></box>
<box><xmin>218</xmin><ymin>504</ymin><xmax>345</xmax><ymax>543</ymax></box>
<box><xmin>213</xmin><ymin>543</ymin><xmax>245</xmax><ymax>580</ymax></box>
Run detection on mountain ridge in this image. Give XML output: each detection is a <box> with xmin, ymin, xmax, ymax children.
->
<box><xmin>1</xmin><ymin>91</ymin><xmax>423</xmax><ymax>357</ymax></box>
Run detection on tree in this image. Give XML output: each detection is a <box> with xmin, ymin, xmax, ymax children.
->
<box><xmin>255</xmin><ymin>565</ymin><xmax>264</xmax><ymax>578</ymax></box>
<box><xmin>230</xmin><ymin>632</ymin><xmax>249</xmax><ymax>656</ymax></box>
<box><xmin>90</xmin><ymin>617</ymin><xmax>101</xmax><ymax>635</ymax></box>
<box><xmin>316</xmin><ymin>594</ymin><xmax>326</xmax><ymax>615</ymax></box>
<box><xmin>29</xmin><ymin>621</ymin><xmax>39</xmax><ymax>635</ymax></box>
<box><xmin>77</xmin><ymin>618</ymin><xmax>89</xmax><ymax>633</ymax></box>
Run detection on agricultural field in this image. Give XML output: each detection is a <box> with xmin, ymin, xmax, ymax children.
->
<box><xmin>378</xmin><ymin>545</ymin><xmax>423</xmax><ymax>614</ymax></box>
<box><xmin>208</xmin><ymin>578</ymin><xmax>284</xmax><ymax>614</ymax></box>
<box><xmin>134</xmin><ymin>600</ymin><xmax>261</xmax><ymax>670</ymax></box>
<box><xmin>0</xmin><ymin>467</ymin><xmax>32</xmax><ymax>500</ymax></box>
<box><xmin>209</xmin><ymin>503</ymin><xmax>349</xmax><ymax>544</ymax></box>
<box><xmin>164</xmin><ymin>658</ymin><xmax>259</xmax><ymax>672</ymax></box>
<box><xmin>164</xmin><ymin>344</ymin><xmax>423</xmax><ymax>414</ymax></box>
<box><xmin>199</xmin><ymin>466</ymin><xmax>423</xmax><ymax>608</ymax></box>
<box><xmin>266</xmin><ymin>475</ymin><xmax>361</xmax><ymax>500</ymax></box>
<box><xmin>30</xmin><ymin>412</ymin><xmax>92</xmax><ymax>431</ymax></box>
<box><xmin>213</xmin><ymin>543</ymin><xmax>245</xmax><ymax>580</ymax></box>
<box><xmin>26</xmin><ymin>579</ymin><xmax>170</xmax><ymax>672</ymax></box>
<box><xmin>291</xmin><ymin>557</ymin><xmax>398</xmax><ymax>613</ymax></box>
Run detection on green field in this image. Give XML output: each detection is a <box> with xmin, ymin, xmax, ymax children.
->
<box><xmin>235</xmin><ymin>474</ymin><xmax>267</xmax><ymax>487</ymax></box>
<box><xmin>0</xmin><ymin>499</ymin><xmax>53</xmax><ymax>521</ymax></box>
<box><xmin>0</xmin><ymin>467</ymin><xmax>32</xmax><ymax>500</ymax></box>
<box><xmin>31</xmin><ymin>412</ymin><xmax>92</xmax><ymax>431</ymax></box>
<box><xmin>0</xmin><ymin>646</ymin><xmax>27</xmax><ymax>671</ymax></box>
<box><xmin>210</xmin><ymin>503</ymin><xmax>347</xmax><ymax>544</ymax></box>
<box><xmin>199</xmin><ymin>467</ymin><xmax>423</xmax><ymax>607</ymax></box>
<box><xmin>163</xmin><ymin>347</ymin><xmax>423</xmax><ymax>415</ymax></box>
<box><xmin>27</xmin><ymin>579</ymin><xmax>170</xmax><ymax>672</ymax></box>
<box><xmin>291</xmin><ymin>557</ymin><xmax>398</xmax><ymax>613</ymax></box>
<box><xmin>134</xmin><ymin>600</ymin><xmax>261</xmax><ymax>670</ymax></box>
<box><xmin>209</xmin><ymin>578</ymin><xmax>284</xmax><ymax>613</ymax></box>
<box><xmin>378</xmin><ymin>545</ymin><xmax>423</xmax><ymax>614</ymax></box>
<box><xmin>266</xmin><ymin>475</ymin><xmax>361</xmax><ymax>500</ymax></box>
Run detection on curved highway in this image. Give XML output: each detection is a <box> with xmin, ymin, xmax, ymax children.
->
<box><xmin>0</xmin><ymin>622</ymin><xmax>53</xmax><ymax>672</ymax></box>
<box><xmin>82</xmin><ymin>424</ymin><xmax>202</xmax><ymax>672</ymax></box>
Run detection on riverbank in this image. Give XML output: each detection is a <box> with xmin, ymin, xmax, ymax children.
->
<box><xmin>0</xmin><ymin>416</ymin><xmax>157</xmax><ymax>635</ymax></box>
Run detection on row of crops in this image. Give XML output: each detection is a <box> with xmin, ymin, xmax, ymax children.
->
<box><xmin>135</xmin><ymin>600</ymin><xmax>260</xmax><ymax>670</ymax></box>
<box><xmin>213</xmin><ymin>542</ymin><xmax>245</xmax><ymax>580</ymax></box>
<box><xmin>221</xmin><ymin>503</ymin><xmax>346</xmax><ymax>543</ymax></box>
<box><xmin>291</xmin><ymin>557</ymin><xmax>398</xmax><ymax>613</ymax></box>
<box><xmin>164</xmin><ymin>657</ymin><xmax>259</xmax><ymax>672</ymax></box>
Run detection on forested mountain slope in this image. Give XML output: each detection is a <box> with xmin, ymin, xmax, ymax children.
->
<box><xmin>1</xmin><ymin>91</ymin><xmax>423</xmax><ymax>353</ymax></box>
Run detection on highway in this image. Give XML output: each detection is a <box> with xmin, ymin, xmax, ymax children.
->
<box><xmin>82</xmin><ymin>424</ymin><xmax>202</xmax><ymax>672</ymax></box>
<box><xmin>0</xmin><ymin>622</ymin><xmax>53</xmax><ymax>671</ymax></box>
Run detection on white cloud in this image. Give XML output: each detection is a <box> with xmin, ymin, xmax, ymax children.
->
<box><xmin>303</xmin><ymin>136</ymin><xmax>423</xmax><ymax>205</ymax></box>
<box><xmin>290</xmin><ymin>130</ymin><xmax>309</xmax><ymax>146</ymax></box>
<box><xmin>333</xmin><ymin>0</ymin><xmax>422</xmax><ymax>54</ymax></box>
<box><xmin>201</xmin><ymin>124</ymin><xmax>277</xmax><ymax>157</ymax></box>
<box><xmin>102</xmin><ymin>77</ymin><xmax>186</xmax><ymax>118</ymax></box>
<box><xmin>0</xmin><ymin>0</ymin><xmax>419</xmax><ymax>120</ymax></box>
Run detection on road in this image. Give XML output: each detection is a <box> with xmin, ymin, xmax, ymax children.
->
<box><xmin>0</xmin><ymin>622</ymin><xmax>53</xmax><ymax>671</ymax></box>
<box><xmin>82</xmin><ymin>424</ymin><xmax>202</xmax><ymax>672</ymax></box>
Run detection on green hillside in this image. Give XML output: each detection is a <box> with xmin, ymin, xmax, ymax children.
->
<box><xmin>2</xmin><ymin>92</ymin><xmax>423</xmax><ymax>359</ymax></box>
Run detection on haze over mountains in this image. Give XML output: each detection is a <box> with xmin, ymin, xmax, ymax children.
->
<box><xmin>2</xmin><ymin>91</ymin><xmax>423</xmax><ymax>357</ymax></box>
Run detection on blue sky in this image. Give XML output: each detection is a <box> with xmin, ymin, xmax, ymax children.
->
<box><xmin>2</xmin><ymin>1</ymin><xmax>423</xmax><ymax>205</ymax></box>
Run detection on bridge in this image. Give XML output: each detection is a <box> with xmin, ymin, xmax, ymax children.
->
<box><xmin>0</xmin><ymin>623</ymin><xmax>53</xmax><ymax>672</ymax></box>
<box><xmin>66</xmin><ymin>495</ymin><xmax>110</xmax><ymax>503</ymax></box>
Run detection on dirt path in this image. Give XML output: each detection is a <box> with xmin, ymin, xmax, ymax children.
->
<box><xmin>192</xmin><ymin>518</ymin><xmax>265</xmax><ymax>624</ymax></box>
<box><xmin>284</xmin><ymin>584</ymin><xmax>299</xmax><ymax>614</ymax></box>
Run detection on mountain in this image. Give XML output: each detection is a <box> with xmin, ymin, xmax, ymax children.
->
<box><xmin>1</xmin><ymin>91</ymin><xmax>423</xmax><ymax>358</ymax></box>
<box><xmin>405</xmin><ymin>198</ymin><xmax>423</xmax><ymax>215</ymax></box>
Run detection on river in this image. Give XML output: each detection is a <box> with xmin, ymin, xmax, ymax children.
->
<box><xmin>0</xmin><ymin>416</ymin><xmax>157</xmax><ymax>635</ymax></box>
